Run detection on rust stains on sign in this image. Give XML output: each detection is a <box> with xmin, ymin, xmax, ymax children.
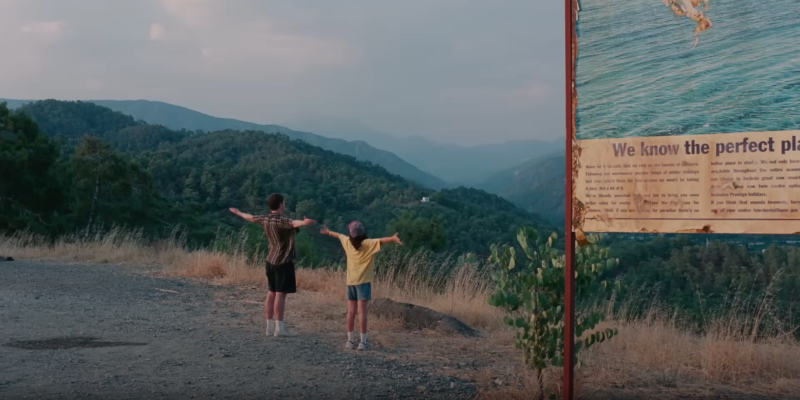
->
<box><xmin>576</xmin><ymin>228</ymin><xmax>593</xmax><ymax>246</ymax></box>
<box><xmin>677</xmin><ymin>225</ymin><xmax>714</xmax><ymax>234</ymax></box>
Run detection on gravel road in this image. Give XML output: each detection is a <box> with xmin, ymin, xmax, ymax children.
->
<box><xmin>0</xmin><ymin>261</ymin><xmax>477</xmax><ymax>400</ymax></box>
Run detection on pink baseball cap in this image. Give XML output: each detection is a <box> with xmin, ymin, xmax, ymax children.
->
<box><xmin>348</xmin><ymin>221</ymin><xmax>365</xmax><ymax>237</ymax></box>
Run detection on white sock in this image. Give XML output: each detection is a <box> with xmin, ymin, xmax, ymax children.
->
<box><xmin>267</xmin><ymin>319</ymin><xmax>275</xmax><ymax>332</ymax></box>
<box><xmin>347</xmin><ymin>332</ymin><xmax>355</xmax><ymax>342</ymax></box>
<box><xmin>277</xmin><ymin>320</ymin><xmax>285</xmax><ymax>331</ymax></box>
<box><xmin>360</xmin><ymin>333</ymin><xmax>368</xmax><ymax>343</ymax></box>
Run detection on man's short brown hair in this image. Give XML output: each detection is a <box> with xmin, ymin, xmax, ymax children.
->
<box><xmin>268</xmin><ymin>193</ymin><xmax>285</xmax><ymax>211</ymax></box>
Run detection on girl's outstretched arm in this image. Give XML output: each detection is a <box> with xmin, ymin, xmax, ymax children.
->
<box><xmin>378</xmin><ymin>233</ymin><xmax>403</xmax><ymax>245</ymax></box>
<box><xmin>320</xmin><ymin>226</ymin><xmax>343</xmax><ymax>238</ymax></box>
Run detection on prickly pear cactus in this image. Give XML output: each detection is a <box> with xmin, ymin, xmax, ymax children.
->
<box><xmin>488</xmin><ymin>227</ymin><xmax>620</xmax><ymax>396</ymax></box>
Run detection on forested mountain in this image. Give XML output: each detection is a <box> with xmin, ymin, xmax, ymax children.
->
<box><xmin>3</xmin><ymin>100</ymin><xmax>553</xmax><ymax>260</ymax></box>
<box><xmin>2</xmin><ymin>99</ymin><xmax>448</xmax><ymax>190</ymax></box>
<box><xmin>284</xmin><ymin>116</ymin><xmax>563</xmax><ymax>185</ymax></box>
<box><xmin>478</xmin><ymin>151</ymin><xmax>565</xmax><ymax>225</ymax></box>
<box><xmin>5</xmin><ymin>98</ymin><xmax>566</xmax><ymax>187</ymax></box>
<box><xmin>15</xmin><ymin>100</ymin><xmax>188</xmax><ymax>150</ymax></box>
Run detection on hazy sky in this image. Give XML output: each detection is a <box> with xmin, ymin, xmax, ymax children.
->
<box><xmin>0</xmin><ymin>0</ymin><xmax>564</xmax><ymax>145</ymax></box>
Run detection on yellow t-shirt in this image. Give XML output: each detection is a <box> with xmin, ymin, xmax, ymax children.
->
<box><xmin>338</xmin><ymin>234</ymin><xmax>382</xmax><ymax>285</ymax></box>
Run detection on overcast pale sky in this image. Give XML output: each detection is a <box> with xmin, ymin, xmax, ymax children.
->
<box><xmin>0</xmin><ymin>0</ymin><xmax>564</xmax><ymax>145</ymax></box>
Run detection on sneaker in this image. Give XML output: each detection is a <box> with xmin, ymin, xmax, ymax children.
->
<box><xmin>357</xmin><ymin>341</ymin><xmax>372</xmax><ymax>351</ymax></box>
<box><xmin>274</xmin><ymin>323</ymin><xmax>297</xmax><ymax>337</ymax></box>
<box><xmin>266</xmin><ymin>321</ymin><xmax>275</xmax><ymax>337</ymax></box>
<box><xmin>345</xmin><ymin>340</ymin><xmax>359</xmax><ymax>350</ymax></box>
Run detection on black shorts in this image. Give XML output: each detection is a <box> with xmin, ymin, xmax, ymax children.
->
<box><xmin>265</xmin><ymin>262</ymin><xmax>297</xmax><ymax>293</ymax></box>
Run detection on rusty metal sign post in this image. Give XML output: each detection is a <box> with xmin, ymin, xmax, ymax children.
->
<box><xmin>564</xmin><ymin>0</ymin><xmax>577</xmax><ymax>398</ymax></box>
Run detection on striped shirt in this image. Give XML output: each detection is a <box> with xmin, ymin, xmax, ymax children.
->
<box><xmin>254</xmin><ymin>213</ymin><xmax>297</xmax><ymax>265</ymax></box>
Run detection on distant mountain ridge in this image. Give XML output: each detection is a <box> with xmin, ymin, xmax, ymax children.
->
<box><xmin>477</xmin><ymin>151</ymin><xmax>566</xmax><ymax>225</ymax></box>
<box><xmin>283</xmin><ymin>116</ymin><xmax>562</xmax><ymax>185</ymax></box>
<box><xmin>1</xmin><ymin>99</ymin><xmax>449</xmax><ymax>190</ymax></box>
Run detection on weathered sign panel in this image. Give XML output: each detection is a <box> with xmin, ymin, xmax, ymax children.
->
<box><xmin>573</xmin><ymin>0</ymin><xmax>800</xmax><ymax>234</ymax></box>
<box><xmin>576</xmin><ymin>131</ymin><xmax>800</xmax><ymax>234</ymax></box>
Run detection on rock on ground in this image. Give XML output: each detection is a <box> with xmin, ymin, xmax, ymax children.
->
<box><xmin>370</xmin><ymin>298</ymin><xmax>479</xmax><ymax>337</ymax></box>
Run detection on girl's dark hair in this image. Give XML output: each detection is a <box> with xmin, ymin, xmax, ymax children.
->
<box><xmin>350</xmin><ymin>234</ymin><xmax>368</xmax><ymax>251</ymax></box>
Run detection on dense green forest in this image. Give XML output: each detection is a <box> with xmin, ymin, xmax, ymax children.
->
<box><xmin>1</xmin><ymin>103</ymin><xmax>175</xmax><ymax>238</ymax></box>
<box><xmin>1</xmin><ymin>100</ymin><xmax>553</xmax><ymax>262</ymax></box>
<box><xmin>603</xmin><ymin>234</ymin><xmax>800</xmax><ymax>335</ymax></box>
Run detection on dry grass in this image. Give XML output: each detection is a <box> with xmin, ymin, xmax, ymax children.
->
<box><xmin>0</xmin><ymin>229</ymin><xmax>187</xmax><ymax>265</ymax></box>
<box><xmin>2</xmin><ymin>229</ymin><xmax>799</xmax><ymax>399</ymax></box>
<box><xmin>583</xmin><ymin>315</ymin><xmax>800</xmax><ymax>393</ymax></box>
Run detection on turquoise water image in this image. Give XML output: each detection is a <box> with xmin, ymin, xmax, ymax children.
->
<box><xmin>576</xmin><ymin>0</ymin><xmax>800</xmax><ymax>140</ymax></box>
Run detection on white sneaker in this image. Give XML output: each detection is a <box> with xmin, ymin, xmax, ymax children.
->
<box><xmin>357</xmin><ymin>341</ymin><xmax>371</xmax><ymax>351</ymax></box>
<box><xmin>266</xmin><ymin>320</ymin><xmax>275</xmax><ymax>337</ymax></box>
<box><xmin>345</xmin><ymin>340</ymin><xmax>359</xmax><ymax>350</ymax></box>
<box><xmin>274</xmin><ymin>321</ymin><xmax>297</xmax><ymax>337</ymax></box>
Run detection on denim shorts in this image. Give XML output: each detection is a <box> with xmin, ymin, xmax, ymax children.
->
<box><xmin>347</xmin><ymin>283</ymin><xmax>372</xmax><ymax>301</ymax></box>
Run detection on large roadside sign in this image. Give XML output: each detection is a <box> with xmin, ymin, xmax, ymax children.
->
<box><xmin>576</xmin><ymin>131</ymin><xmax>800</xmax><ymax>234</ymax></box>
<box><xmin>563</xmin><ymin>0</ymin><xmax>799</xmax><ymax>398</ymax></box>
<box><xmin>571</xmin><ymin>0</ymin><xmax>800</xmax><ymax>235</ymax></box>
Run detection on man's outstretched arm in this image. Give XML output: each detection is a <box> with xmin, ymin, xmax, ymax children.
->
<box><xmin>229</xmin><ymin>207</ymin><xmax>256</xmax><ymax>222</ymax></box>
<box><xmin>292</xmin><ymin>216</ymin><xmax>316</xmax><ymax>228</ymax></box>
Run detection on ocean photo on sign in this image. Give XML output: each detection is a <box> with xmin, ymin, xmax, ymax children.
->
<box><xmin>576</xmin><ymin>0</ymin><xmax>800</xmax><ymax>140</ymax></box>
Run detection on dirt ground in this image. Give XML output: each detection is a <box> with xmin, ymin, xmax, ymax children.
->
<box><xmin>0</xmin><ymin>261</ymin><xmax>477</xmax><ymax>399</ymax></box>
<box><xmin>3</xmin><ymin>261</ymin><xmax>796</xmax><ymax>400</ymax></box>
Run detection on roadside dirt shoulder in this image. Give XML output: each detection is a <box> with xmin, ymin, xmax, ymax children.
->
<box><xmin>0</xmin><ymin>261</ymin><xmax>476</xmax><ymax>400</ymax></box>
